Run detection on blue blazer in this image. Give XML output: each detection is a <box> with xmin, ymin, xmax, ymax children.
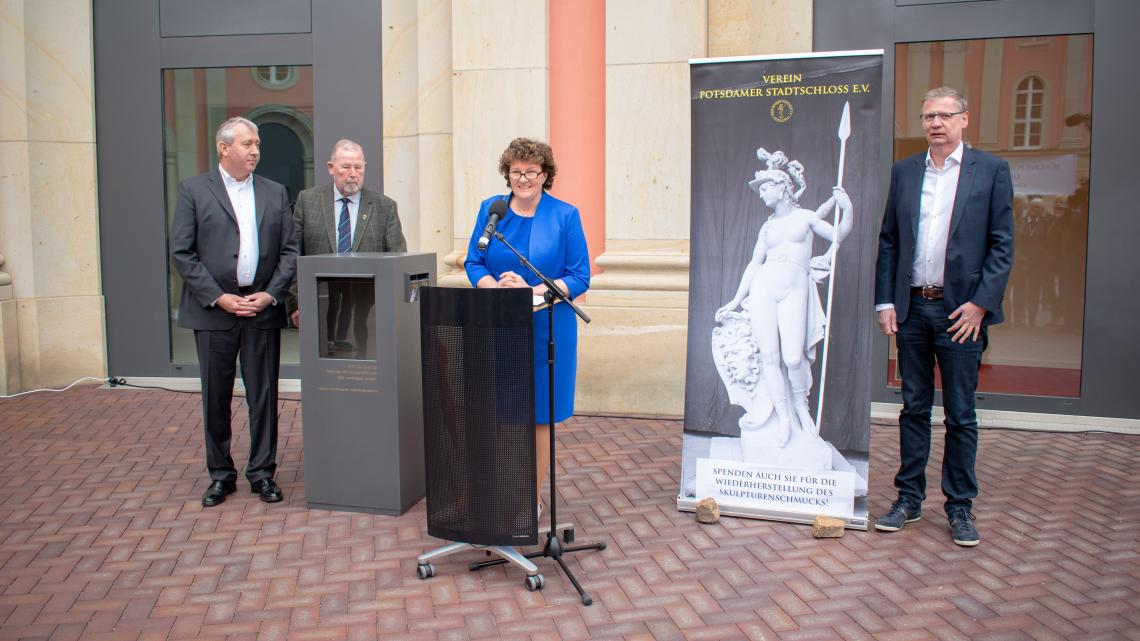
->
<box><xmin>464</xmin><ymin>191</ymin><xmax>590</xmax><ymax>424</ymax></box>
<box><xmin>464</xmin><ymin>193</ymin><xmax>590</xmax><ymax>298</ymax></box>
<box><xmin>875</xmin><ymin>147</ymin><xmax>1014</xmax><ymax>325</ymax></box>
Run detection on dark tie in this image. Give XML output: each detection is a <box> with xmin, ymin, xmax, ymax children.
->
<box><xmin>337</xmin><ymin>197</ymin><xmax>352</xmax><ymax>253</ymax></box>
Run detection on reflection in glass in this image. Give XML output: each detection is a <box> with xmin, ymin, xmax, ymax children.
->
<box><xmin>892</xmin><ymin>35</ymin><xmax>1091</xmax><ymax>398</ymax></box>
<box><xmin>317</xmin><ymin>277</ymin><xmax>377</xmax><ymax>361</ymax></box>
<box><xmin>162</xmin><ymin>65</ymin><xmax>314</xmax><ymax>366</ymax></box>
<box><xmin>1013</xmin><ymin>76</ymin><xmax>1045</xmax><ymax>149</ymax></box>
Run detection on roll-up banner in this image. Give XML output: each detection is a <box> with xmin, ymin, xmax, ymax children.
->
<box><xmin>679</xmin><ymin>51</ymin><xmax>884</xmax><ymax>529</ymax></box>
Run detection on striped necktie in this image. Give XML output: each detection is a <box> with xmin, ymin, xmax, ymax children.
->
<box><xmin>337</xmin><ymin>197</ymin><xmax>352</xmax><ymax>253</ymax></box>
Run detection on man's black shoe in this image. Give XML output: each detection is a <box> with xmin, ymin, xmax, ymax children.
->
<box><xmin>251</xmin><ymin>478</ymin><xmax>284</xmax><ymax>503</ymax></box>
<box><xmin>948</xmin><ymin>511</ymin><xmax>980</xmax><ymax>547</ymax></box>
<box><xmin>874</xmin><ymin>499</ymin><xmax>922</xmax><ymax>531</ymax></box>
<box><xmin>202</xmin><ymin>480</ymin><xmax>236</xmax><ymax>507</ymax></box>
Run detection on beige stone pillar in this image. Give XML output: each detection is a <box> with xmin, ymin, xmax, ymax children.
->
<box><xmin>579</xmin><ymin>0</ymin><xmax>812</xmax><ymax>417</ymax></box>
<box><xmin>439</xmin><ymin>0</ymin><xmax>550</xmax><ymax>285</ymax></box>
<box><xmin>1059</xmin><ymin>34</ymin><xmax>1090</xmax><ymax>150</ymax></box>
<box><xmin>977</xmin><ymin>38</ymin><xmax>1004</xmax><ymax>151</ymax></box>
<box><xmin>942</xmin><ymin>40</ymin><xmax>967</xmax><ymax>100</ymax></box>
<box><xmin>0</xmin><ymin>0</ymin><xmax>105</xmax><ymax>393</ymax></box>
<box><xmin>382</xmin><ymin>0</ymin><xmax>455</xmax><ymax>277</ymax></box>
<box><xmin>0</xmin><ymin>254</ymin><xmax>17</xmax><ymax>393</ymax></box>
<box><xmin>576</xmin><ymin>0</ymin><xmax>705</xmax><ymax>416</ymax></box>
<box><xmin>708</xmin><ymin>0</ymin><xmax>813</xmax><ymax>59</ymax></box>
<box><xmin>905</xmin><ymin>43</ymin><xmax>932</xmax><ymax>139</ymax></box>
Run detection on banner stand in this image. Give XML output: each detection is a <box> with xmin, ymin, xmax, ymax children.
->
<box><xmin>679</xmin><ymin>50</ymin><xmax>885</xmax><ymax>530</ymax></box>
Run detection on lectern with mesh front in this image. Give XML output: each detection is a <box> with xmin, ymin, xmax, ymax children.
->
<box><xmin>419</xmin><ymin>286</ymin><xmax>537</xmax><ymax>548</ymax></box>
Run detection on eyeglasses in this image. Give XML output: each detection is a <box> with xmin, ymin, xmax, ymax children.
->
<box><xmin>509</xmin><ymin>169</ymin><xmax>544</xmax><ymax>181</ymax></box>
<box><xmin>335</xmin><ymin>163</ymin><xmax>366</xmax><ymax>172</ymax></box>
<box><xmin>920</xmin><ymin>111</ymin><xmax>965</xmax><ymax>123</ymax></box>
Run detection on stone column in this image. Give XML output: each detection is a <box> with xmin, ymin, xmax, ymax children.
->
<box><xmin>0</xmin><ymin>254</ymin><xmax>17</xmax><ymax>394</ymax></box>
<box><xmin>942</xmin><ymin>40</ymin><xmax>967</xmax><ymax>99</ymax></box>
<box><xmin>574</xmin><ymin>0</ymin><xmax>705</xmax><ymax>416</ymax></box>
<box><xmin>905</xmin><ymin>43</ymin><xmax>933</xmax><ymax>140</ymax></box>
<box><xmin>1059</xmin><ymin>34</ymin><xmax>1090</xmax><ymax>150</ymax></box>
<box><xmin>977</xmin><ymin>38</ymin><xmax>1004</xmax><ymax>151</ymax></box>
<box><xmin>576</xmin><ymin>0</ymin><xmax>812</xmax><ymax>417</ymax></box>
<box><xmin>0</xmin><ymin>0</ymin><xmax>106</xmax><ymax>392</ymax></box>
<box><xmin>382</xmin><ymin>0</ymin><xmax>455</xmax><ymax>277</ymax></box>
<box><xmin>439</xmin><ymin>0</ymin><xmax>550</xmax><ymax>285</ymax></box>
<box><xmin>550</xmin><ymin>0</ymin><xmax>606</xmax><ymax>273</ymax></box>
<box><xmin>708</xmin><ymin>0</ymin><xmax>813</xmax><ymax>59</ymax></box>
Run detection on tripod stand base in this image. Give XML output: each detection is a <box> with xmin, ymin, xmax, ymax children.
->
<box><xmin>467</xmin><ymin>528</ymin><xmax>607</xmax><ymax>605</ymax></box>
<box><xmin>415</xmin><ymin>522</ymin><xmax>575</xmax><ymax>591</ymax></box>
<box><xmin>416</xmin><ymin>541</ymin><xmax>540</xmax><ymax>584</ymax></box>
<box><xmin>415</xmin><ymin>522</ymin><xmax>605</xmax><ymax>603</ymax></box>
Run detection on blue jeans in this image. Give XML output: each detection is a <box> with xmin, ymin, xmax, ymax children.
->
<box><xmin>894</xmin><ymin>294</ymin><xmax>983</xmax><ymax>513</ymax></box>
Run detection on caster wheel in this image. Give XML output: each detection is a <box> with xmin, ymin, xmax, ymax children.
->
<box><xmin>598</xmin><ymin>541</ymin><xmax>607</xmax><ymax>550</ymax></box>
<box><xmin>581</xmin><ymin>595</ymin><xmax>593</xmax><ymax>606</ymax></box>
<box><xmin>563</xmin><ymin>528</ymin><xmax>575</xmax><ymax>543</ymax></box>
<box><xmin>524</xmin><ymin>574</ymin><xmax>545</xmax><ymax>591</ymax></box>
<box><xmin>416</xmin><ymin>563</ymin><xmax>435</xmax><ymax>580</ymax></box>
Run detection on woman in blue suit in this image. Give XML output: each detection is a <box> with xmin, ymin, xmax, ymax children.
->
<box><xmin>464</xmin><ymin>138</ymin><xmax>591</xmax><ymax>520</ymax></box>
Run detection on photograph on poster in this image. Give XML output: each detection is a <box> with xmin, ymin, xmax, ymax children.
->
<box><xmin>706</xmin><ymin>143</ymin><xmax>864</xmax><ymax>487</ymax></box>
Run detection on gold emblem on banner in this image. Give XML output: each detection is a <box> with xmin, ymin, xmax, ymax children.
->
<box><xmin>770</xmin><ymin>99</ymin><xmax>794</xmax><ymax>123</ymax></box>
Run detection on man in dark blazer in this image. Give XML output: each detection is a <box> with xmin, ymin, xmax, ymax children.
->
<box><xmin>288</xmin><ymin>139</ymin><xmax>406</xmax><ymax>358</ymax></box>
<box><xmin>171</xmin><ymin>116</ymin><xmax>299</xmax><ymax>507</ymax></box>
<box><xmin>874</xmin><ymin>87</ymin><xmax>1014</xmax><ymax>547</ymax></box>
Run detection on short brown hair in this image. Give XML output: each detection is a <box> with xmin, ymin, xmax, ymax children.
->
<box><xmin>499</xmin><ymin>138</ymin><xmax>557</xmax><ymax>191</ymax></box>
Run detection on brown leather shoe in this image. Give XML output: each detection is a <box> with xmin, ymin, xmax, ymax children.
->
<box><xmin>251</xmin><ymin>478</ymin><xmax>284</xmax><ymax>503</ymax></box>
<box><xmin>202</xmin><ymin>480</ymin><xmax>236</xmax><ymax>507</ymax></box>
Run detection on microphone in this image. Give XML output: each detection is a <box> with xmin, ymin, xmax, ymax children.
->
<box><xmin>477</xmin><ymin>198</ymin><xmax>509</xmax><ymax>251</ymax></box>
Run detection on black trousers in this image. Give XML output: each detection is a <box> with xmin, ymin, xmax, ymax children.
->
<box><xmin>194</xmin><ymin>322</ymin><xmax>281</xmax><ymax>484</ymax></box>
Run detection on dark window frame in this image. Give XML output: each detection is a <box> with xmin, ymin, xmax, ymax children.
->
<box><xmin>814</xmin><ymin>0</ymin><xmax>1140</xmax><ymax>419</ymax></box>
<box><xmin>95</xmin><ymin>0</ymin><xmax>385</xmax><ymax>380</ymax></box>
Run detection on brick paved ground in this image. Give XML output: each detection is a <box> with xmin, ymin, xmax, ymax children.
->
<box><xmin>0</xmin><ymin>386</ymin><xmax>1137</xmax><ymax>641</ymax></box>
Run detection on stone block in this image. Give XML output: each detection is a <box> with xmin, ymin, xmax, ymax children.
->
<box><xmin>812</xmin><ymin>515</ymin><xmax>845</xmax><ymax>538</ymax></box>
<box><xmin>695</xmin><ymin>497</ymin><xmax>720</xmax><ymax>523</ymax></box>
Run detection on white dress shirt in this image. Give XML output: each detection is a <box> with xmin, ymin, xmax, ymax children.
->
<box><xmin>219</xmin><ymin>166</ymin><xmax>258</xmax><ymax>287</ymax></box>
<box><xmin>333</xmin><ymin>186</ymin><xmax>360</xmax><ymax>251</ymax></box>
<box><xmin>913</xmin><ymin>142</ymin><xmax>963</xmax><ymax>288</ymax></box>
<box><xmin>877</xmin><ymin>142</ymin><xmax>963</xmax><ymax>312</ymax></box>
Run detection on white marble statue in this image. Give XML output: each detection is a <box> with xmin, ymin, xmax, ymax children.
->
<box><xmin>713</xmin><ymin>148</ymin><xmax>852</xmax><ymax>452</ymax></box>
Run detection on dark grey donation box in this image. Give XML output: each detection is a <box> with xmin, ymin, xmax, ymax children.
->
<box><xmin>297</xmin><ymin>252</ymin><xmax>436</xmax><ymax>515</ymax></box>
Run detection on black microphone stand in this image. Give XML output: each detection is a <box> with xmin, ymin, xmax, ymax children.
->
<box><xmin>469</xmin><ymin>229</ymin><xmax>606</xmax><ymax>605</ymax></box>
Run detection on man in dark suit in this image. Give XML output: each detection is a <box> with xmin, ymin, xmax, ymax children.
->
<box><xmin>288</xmin><ymin>140</ymin><xmax>406</xmax><ymax>358</ymax></box>
<box><xmin>874</xmin><ymin>87</ymin><xmax>1014</xmax><ymax>547</ymax></box>
<box><xmin>171</xmin><ymin>116</ymin><xmax>299</xmax><ymax>507</ymax></box>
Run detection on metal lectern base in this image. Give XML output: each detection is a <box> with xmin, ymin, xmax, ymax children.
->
<box><xmin>415</xmin><ymin>522</ymin><xmax>577</xmax><ymax>592</ymax></box>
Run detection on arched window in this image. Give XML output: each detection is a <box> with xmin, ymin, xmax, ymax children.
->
<box><xmin>252</xmin><ymin>65</ymin><xmax>299</xmax><ymax>90</ymax></box>
<box><xmin>1013</xmin><ymin>75</ymin><xmax>1045</xmax><ymax>149</ymax></box>
<box><xmin>245</xmin><ymin>105</ymin><xmax>316</xmax><ymax>204</ymax></box>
